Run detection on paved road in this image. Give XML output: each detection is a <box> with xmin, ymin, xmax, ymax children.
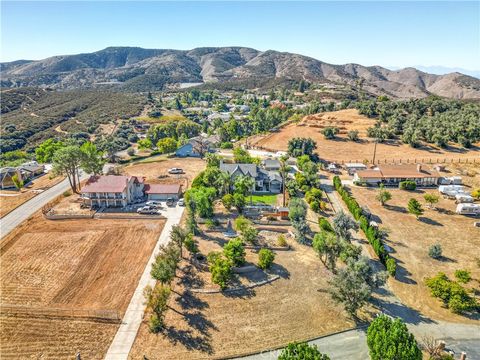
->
<box><xmin>104</xmin><ymin>205</ymin><xmax>185</xmax><ymax>360</ymax></box>
<box><xmin>0</xmin><ymin>173</ymin><xmax>88</xmax><ymax>239</ymax></box>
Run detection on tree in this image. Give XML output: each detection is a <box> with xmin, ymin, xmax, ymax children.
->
<box><xmin>35</xmin><ymin>139</ymin><xmax>64</xmax><ymax>163</ymax></box>
<box><xmin>207</xmin><ymin>252</ymin><xmax>232</xmax><ymax>289</ymax></box>
<box><xmin>233</xmin><ymin>193</ymin><xmax>246</xmax><ymax>213</ymax></box>
<box><xmin>347</xmin><ymin>130</ymin><xmax>359</xmax><ymax>141</ymax></box>
<box><xmin>322</xmin><ymin>127</ymin><xmax>339</xmax><ymax>140</ymax></box>
<box><xmin>328</xmin><ymin>257</ymin><xmax>386</xmax><ymax>316</ymax></box>
<box><xmin>288</xmin><ymin>198</ymin><xmax>309</xmax><ymax>244</ymax></box>
<box><xmin>279</xmin><ymin>154</ymin><xmax>290</xmax><ymax>207</ymax></box>
<box><xmin>376</xmin><ymin>184</ymin><xmax>392</xmax><ymax>206</ymax></box>
<box><xmin>80</xmin><ymin>141</ymin><xmax>104</xmax><ymax>175</ymax></box>
<box><xmin>99</xmin><ymin>135</ymin><xmax>123</xmax><ymax>163</ymax></box>
<box><xmin>233</xmin><ymin>147</ymin><xmax>254</xmax><ymax>163</ymax></box>
<box><xmin>407</xmin><ymin>198</ymin><xmax>423</xmax><ymax>219</ymax></box>
<box><xmin>216</xmin><ymin>171</ymin><xmax>233</xmax><ymax>195</ymax></box>
<box><xmin>223</xmin><ymin>238</ymin><xmax>246</xmax><ymax>267</ymax></box>
<box><xmin>138</xmin><ymin>138</ymin><xmax>153</xmax><ymax>150</ymax></box>
<box><xmin>11</xmin><ymin>173</ymin><xmax>24</xmax><ymax>190</ymax></box>
<box><xmin>367</xmin><ymin>316</ymin><xmax>421</xmax><ymax>360</ymax></box>
<box><xmin>428</xmin><ymin>243</ymin><xmax>442</xmax><ymax>259</ymax></box>
<box><xmin>287</xmin><ymin>137</ymin><xmax>317</xmax><ymax>157</ymax></box>
<box><xmin>151</xmin><ymin>255</ymin><xmax>176</xmax><ymax>284</ymax></box>
<box><xmin>332</xmin><ymin>211</ymin><xmax>358</xmax><ymax>242</ymax></box>
<box><xmin>205</xmin><ymin>153</ymin><xmax>222</xmax><ymax>168</ymax></box>
<box><xmin>222</xmin><ymin>194</ymin><xmax>234</xmax><ymax>210</ymax></box>
<box><xmin>454</xmin><ymin>269</ymin><xmax>472</xmax><ymax>284</ymax></box>
<box><xmin>241</xmin><ymin>225</ymin><xmax>258</xmax><ymax>244</ymax></box>
<box><xmin>170</xmin><ymin>225</ymin><xmax>188</xmax><ymax>257</ymax></box>
<box><xmin>424</xmin><ymin>193</ymin><xmax>440</xmax><ymax>209</ymax></box>
<box><xmin>258</xmin><ymin>248</ymin><xmax>275</xmax><ymax>270</ymax></box>
<box><xmin>234</xmin><ymin>175</ymin><xmax>255</xmax><ymax>197</ymax></box>
<box><xmin>156</xmin><ymin>137</ymin><xmax>178</xmax><ymax>154</ymax></box>
<box><xmin>313</xmin><ymin>231</ymin><xmax>342</xmax><ymax>272</ymax></box>
<box><xmin>143</xmin><ymin>285</ymin><xmax>171</xmax><ymax>333</ymax></box>
<box><xmin>278</xmin><ymin>342</ymin><xmax>330</xmax><ymax>360</ymax></box>
<box><xmin>184</xmin><ymin>234</ymin><xmax>198</xmax><ymax>257</ymax></box>
<box><xmin>52</xmin><ymin>145</ymin><xmax>83</xmax><ymax>193</ymax></box>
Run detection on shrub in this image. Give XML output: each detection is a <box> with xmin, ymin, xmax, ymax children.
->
<box><xmin>386</xmin><ymin>257</ymin><xmax>397</xmax><ymax>277</ymax></box>
<box><xmin>234</xmin><ymin>216</ymin><xmax>251</xmax><ymax>232</ymax></box>
<box><xmin>310</xmin><ymin>200</ymin><xmax>321</xmax><ymax>213</ymax></box>
<box><xmin>63</xmin><ymin>190</ymin><xmax>72</xmax><ymax>197</ymax></box>
<box><xmin>205</xmin><ymin>219</ymin><xmax>216</xmax><ymax>230</ymax></box>
<box><xmin>347</xmin><ymin>130</ymin><xmax>359</xmax><ymax>141</ymax></box>
<box><xmin>277</xmin><ymin>234</ymin><xmax>288</xmax><ymax>247</ymax></box>
<box><xmin>222</xmin><ymin>194</ymin><xmax>234</xmax><ymax>210</ymax></box>
<box><xmin>258</xmin><ymin>248</ymin><xmax>275</xmax><ymax>270</ymax></box>
<box><xmin>207</xmin><ymin>251</ymin><xmax>232</xmax><ymax>289</ymax></box>
<box><xmin>278</xmin><ymin>342</ymin><xmax>330</xmax><ymax>360</ymax></box>
<box><xmin>241</xmin><ymin>225</ymin><xmax>258</xmax><ymax>244</ymax></box>
<box><xmin>184</xmin><ymin>235</ymin><xmax>198</xmax><ymax>255</ymax></box>
<box><xmin>127</xmin><ymin>147</ymin><xmax>135</xmax><ymax>156</ymax></box>
<box><xmin>367</xmin><ymin>315</ymin><xmax>422</xmax><ymax>360</ymax></box>
<box><xmin>454</xmin><ymin>269</ymin><xmax>472</xmax><ymax>284</ymax></box>
<box><xmin>407</xmin><ymin>198</ymin><xmax>423</xmax><ymax>219</ymax></box>
<box><xmin>318</xmin><ymin>217</ymin><xmax>334</xmax><ymax>232</ymax></box>
<box><xmin>428</xmin><ymin>243</ymin><xmax>442</xmax><ymax>259</ymax></box>
<box><xmin>399</xmin><ymin>180</ymin><xmax>417</xmax><ymax>190</ymax></box>
<box><xmin>223</xmin><ymin>238</ymin><xmax>246</xmax><ymax>266</ymax></box>
<box><xmin>220</xmin><ymin>142</ymin><xmax>233</xmax><ymax>149</ymax></box>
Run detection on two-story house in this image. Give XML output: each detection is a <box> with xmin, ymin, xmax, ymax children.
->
<box><xmin>81</xmin><ymin>175</ymin><xmax>145</xmax><ymax>208</ymax></box>
<box><xmin>219</xmin><ymin>162</ymin><xmax>282</xmax><ymax>194</ymax></box>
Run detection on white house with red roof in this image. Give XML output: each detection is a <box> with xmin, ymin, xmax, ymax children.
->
<box><xmin>81</xmin><ymin>175</ymin><xmax>145</xmax><ymax>208</ymax></box>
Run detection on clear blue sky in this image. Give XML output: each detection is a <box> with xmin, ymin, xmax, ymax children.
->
<box><xmin>1</xmin><ymin>1</ymin><xmax>479</xmax><ymax>71</ymax></box>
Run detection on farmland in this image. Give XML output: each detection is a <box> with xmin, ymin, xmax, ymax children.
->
<box><xmin>0</xmin><ymin>212</ymin><xmax>165</xmax><ymax>359</ymax></box>
<box><xmin>252</xmin><ymin>109</ymin><xmax>480</xmax><ymax>163</ymax></box>
<box><xmin>349</xmin><ymin>186</ymin><xmax>480</xmax><ymax>322</ymax></box>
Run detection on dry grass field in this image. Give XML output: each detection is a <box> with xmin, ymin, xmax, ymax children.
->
<box><xmin>0</xmin><ymin>174</ymin><xmax>63</xmax><ymax>218</ymax></box>
<box><xmin>122</xmin><ymin>157</ymin><xmax>206</xmax><ymax>189</ymax></box>
<box><xmin>0</xmin><ymin>213</ymin><xmax>165</xmax><ymax>359</ymax></box>
<box><xmin>349</xmin><ymin>186</ymin><xmax>480</xmax><ymax>322</ymax></box>
<box><xmin>253</xmin><ymin>109</ymin><xmax>480</xmax><ymax>163</ymax></box>
<box><xmin>129</xmin><ymin>225</ymin><xmax>356</xmax><ymax>359</ymax></box>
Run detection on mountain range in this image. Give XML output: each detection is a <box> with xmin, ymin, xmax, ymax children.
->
<box><xmin>2</xmin><ymin>46</ymin><xmax>480</xmax><ymax>99</ymax></box>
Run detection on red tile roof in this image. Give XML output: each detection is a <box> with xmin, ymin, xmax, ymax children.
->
<box><xmin>356</xmin><ymin>165</ymin><xmax>439</xmax><ymax>180</ymax></box>
<box><xmin>144</xmin><ymin>183</ymin><xmax>181</xmax><ymax>194</ymax></box>
<box><xmin>82</xmin><ymin>175</ymin><xmax>130</xmax><ymax>193</ymax></box>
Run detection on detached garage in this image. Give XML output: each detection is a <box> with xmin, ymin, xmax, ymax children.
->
<box><xmin>145</xmin><ymin>184</ymin><xmax>182</xmax><ymax>200</ymax></box>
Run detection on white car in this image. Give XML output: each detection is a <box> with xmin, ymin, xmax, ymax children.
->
<box><xmin>177</xmin><ymin>199</ymin><xmax>185</xmax><ymax>207</ymax></box>
<box><xmin>137</xmin><ymin>206</ymin><xmax>159</xmax><ymax>214</ymax></box>
<box><xmin>168</xmin><ymin>168</ymin><xmax>184</xmax><ymax>174</ymax></box>
<box><xmin>146</xmin><ymin>201</ymin><xmax>163</xmax><ymax>207</ymax></box>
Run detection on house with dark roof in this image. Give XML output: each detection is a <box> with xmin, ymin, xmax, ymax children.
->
<box><xmin>81</xmin><ymin>175</ymin><xmax>145</xmax><ymax>207</ymax></box>
<box><xmin>175</xmin><ymin>134</ymin><xmax>220</xmax><ymax>158</ymax></box>
<box><xmin>262</xmin><ymin>159</ymin><xmax>281</xmax><ymax>171</ymax></box>
<box><xmin>219</xmin><ymin>162</ymin><xmax>282</xmax><ymax>194</ymax></box>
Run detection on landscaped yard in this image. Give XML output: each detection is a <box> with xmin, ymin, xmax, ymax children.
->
<box><xmin>349</xmin><ymin>186</ymin><xmax>480</xmax><ymax>323</ymax></box>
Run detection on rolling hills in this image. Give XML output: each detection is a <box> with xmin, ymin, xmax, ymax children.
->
<box><xmin>2</xmin><ymin>47</ymin><xmax>479</xmax><ymax>99</ymax></box>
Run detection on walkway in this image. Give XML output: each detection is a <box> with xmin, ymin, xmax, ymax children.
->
<box><xmin>104</xmin><ymin>205</ymin><xmax>185</xmax><ymax>360</ymax></box>
<box><xmin>0</xmin><ymin>173</ymin><xmax>88</xmax><ymax>239</ymax></box>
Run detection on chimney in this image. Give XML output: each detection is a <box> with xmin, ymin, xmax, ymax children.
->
<box><xmin>417</xmin><ymin>164</ymin><xmax>422</xmax><ymax>172</ymax></box>
<box><xmin>460</xmin><ymin>352</ymin><xmax>467</xmax><ymax>360</ymax></box>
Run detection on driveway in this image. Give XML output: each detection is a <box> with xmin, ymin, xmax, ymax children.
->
<box><xmin>0</xmin><ymin>173</ymin><xmax>88</xmax><ymax>239</ymax></box>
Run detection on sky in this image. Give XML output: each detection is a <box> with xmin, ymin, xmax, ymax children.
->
<box><xmin>1</xmin><ymin>1</ymin><xmax>479</xmax><ymax>73</ymax></box>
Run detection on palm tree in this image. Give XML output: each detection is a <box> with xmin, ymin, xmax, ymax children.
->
<box><xmin>216</xmin><ymin>171</ymin><xmax>233</xmax><ymax>195</ymax></box>
<box><xmin>234</xmin><ymin>175</ymin><xmax>255</xmax><ymax>198</ymax></box>
<box><xmin>279</xmin><ymin>154</ymin><xmax>290</xmax><ymax>207</ymax></box>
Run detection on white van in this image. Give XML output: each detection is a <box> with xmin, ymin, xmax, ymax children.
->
<box><xmin>456</xmin><ymin>203</ymin><xmax>480</xmax><ymax>215</ymax></box>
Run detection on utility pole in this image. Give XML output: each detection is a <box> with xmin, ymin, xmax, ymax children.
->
<box><xmin>372</xmin><ymin>140</ymin><xmax>378</xmax><ymax>166</ymax></box>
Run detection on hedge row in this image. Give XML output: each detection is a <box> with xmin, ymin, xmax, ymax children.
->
<box><xmin>333</xmin><ymin>176</ymin><xmax>396</xmax><ymax>277</ymax></box>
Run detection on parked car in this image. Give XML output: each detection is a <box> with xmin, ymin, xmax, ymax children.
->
<box><xmin>166</xmin><ymin>197</ymin><xmax>175</xmax><ymax>207</ymax></box>
<box><xmin>137</xmin><ymin>206</ymin><xmax>160</xmax><ymax>214</ymax></box>
<box><xmin>168</xmin><ymin>168</ymin><xmax>184</xmax><ymax>174</ymax></box>
<box><xmin>177</xmin><ymin>198</ymin><xmax>185</xmax><ymax>207</ymax></box>
<box><xmin>146</xmin><ymin>200</ymin><xmax>163</xmax><ymax>207</ymax></box>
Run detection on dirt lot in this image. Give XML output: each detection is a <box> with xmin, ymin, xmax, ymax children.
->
<box><xmin>0</xmin><ymin>174</ymin><xmax>64</xmax><ymax>218</ymax></box>
<box><xmin>349</xmin><ymin>186</ymin><xmax>480</xmax><ymax>322</ymax></box>
<box><xmin>0</xmin><ymin>212</ymin><xmax>165</xmax><ymax>359</ymax></box>
<box><xmin>253</xmin><ymin>109</ymin><xmax>480</xmax><ymax>163</ymax></box>
<box><xmin>122</xmin><ymin>156</ymin><xmax>206</xmax><ymax>190</ymax></box>
<box><xmin>129</xmin><ymin>223</ymin><xmax>355</xmax><ymax>359</ymax></box>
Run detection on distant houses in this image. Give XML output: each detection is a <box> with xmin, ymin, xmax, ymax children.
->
<box><xmin>175</xmin><ymin>134</ymin><xmax>220</xmax><ymax>158</ymax></box>
<box><xmin>0</xmin><ymin>161</ymin><xmax>45</xmax><ymax>189</ymax></box>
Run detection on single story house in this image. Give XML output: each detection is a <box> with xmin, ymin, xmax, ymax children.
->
<box><xmin>144</xmin><ymin>184</ymin><xmax>182</xmax><ymax>200</ymax></box>
<box><xmin>220</xmin><ymin>162</ymin><xmax>282</xmax><ymax>194</ymax></box>
<box><xmin>262</xmin><ymin>159</ymin><xmax>281</xmax><ymax>171</ymax></box>
<box><xmin>81</xmin><ymin>175</ymin><xmax>145</xmax><ymax>208</ymax></box>
<box><xmin>354</xmin><ymin>164</ymin><xmax>440</xmax><ymax>187</ymax></box>
<box><xmin>0</xmin><ymin>162</ymin><xmax>45</xmax><ymax>189</ymax></box>
<box><xmin>345</xmin><ymin>163</ymin><xmax>367</xmax><ymax>175</ymax></box>
<box><xmin>175</xmin><ymin>135</ymin><xmax>219</xmax><ymax>158</ymax></box>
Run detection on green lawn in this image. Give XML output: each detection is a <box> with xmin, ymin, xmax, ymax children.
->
<box><xmin>250</xmin><ymin>194</ymin><xmax>279</xmax><ymax>205</ymax></box>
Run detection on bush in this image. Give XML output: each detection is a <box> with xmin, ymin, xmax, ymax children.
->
<box><xmin>310</xmin><ymin>200</ymin><xmax>321</xmax><ymax>213</ymax></box>
<box><xmin>278</xmin><ymin>342</ymin><xmax>330</xmax><ymax>360</ymax></box>
<box><xmin>454</xmin><ymin>269</ymin><xmax>472</xmax><ymax>284</ymax></box>
<box><xmin>220</xmin><ymin>142</ymin><xmax>234</xmax><ymax>149</ymax></box>
<box><xmin>428</xmin><ymin>243</ymin><xmax>442</xmax><ymax>259</ymax></box>
<box><xmin>347</xmin><ymin>130</ymin><xmax>359</xmax><ymax>141</ymax></box>
<box><xmin>223</xmin><ymin>238</ymin><xmax>246</xmax><ymax>266</ymax></box>
<box><xmin>386</xmin><ymin>257</ymin><xmax>397</xmax><ymax>277</ymax></box>
<box><xmin>234</xmin><ymin>216</ymin><xmax>251</xmax><ymax>232</ymax></box>
<box><xmin>258</xmin><ymin>248</ymin><xmax>275</xmax><ymax>270</ymax></box>
<box><xmin>207</xmin><ymin>251</ymin><xmax>233</xmax><ymax>289</ymax></box>
<box><xmin>127</xmin><ymin>147</ymin><xmax>135</xmax><ymax>156</ymax></box>
<box><xmin>184</xmin><ymin>234</ymin><xmax>198</xmax><ymax>254</ymax></box>
<box><xmin>205</xmin><ymin>219</ymin><xmax>216</xmax><ymax>230</ymax></box>
<box><xmin>277</xmin><ymin>234</ymin><xmax>288</xmax><ymax>247</ymax></box>
<box><xmin>399</xmin><ymin>180</ymin><xmax>417</xmax><ymax>191</ymax></box>
<box><xmin>318</xmin><ymin>217</ymin><xmax>334</xmax><ymax>232</ymax></box>
<box><xmin>241</xmin><ymin>225</ymin><xmax>258</xmax><ymax>244</ymax></box>
<box><xmin>367</xmin><ymin>315</ymin><xmax>422</xmax><ymax>360</ymax></box>
<box><xmin>222</xmin><ymin>194</ymin><xmax>234</xmax><ymax>211</ymax></box>
<box><xmin>63</xmin><ymin>190</ymin><xmax>72</xmax><ymax>197</ymax></box>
